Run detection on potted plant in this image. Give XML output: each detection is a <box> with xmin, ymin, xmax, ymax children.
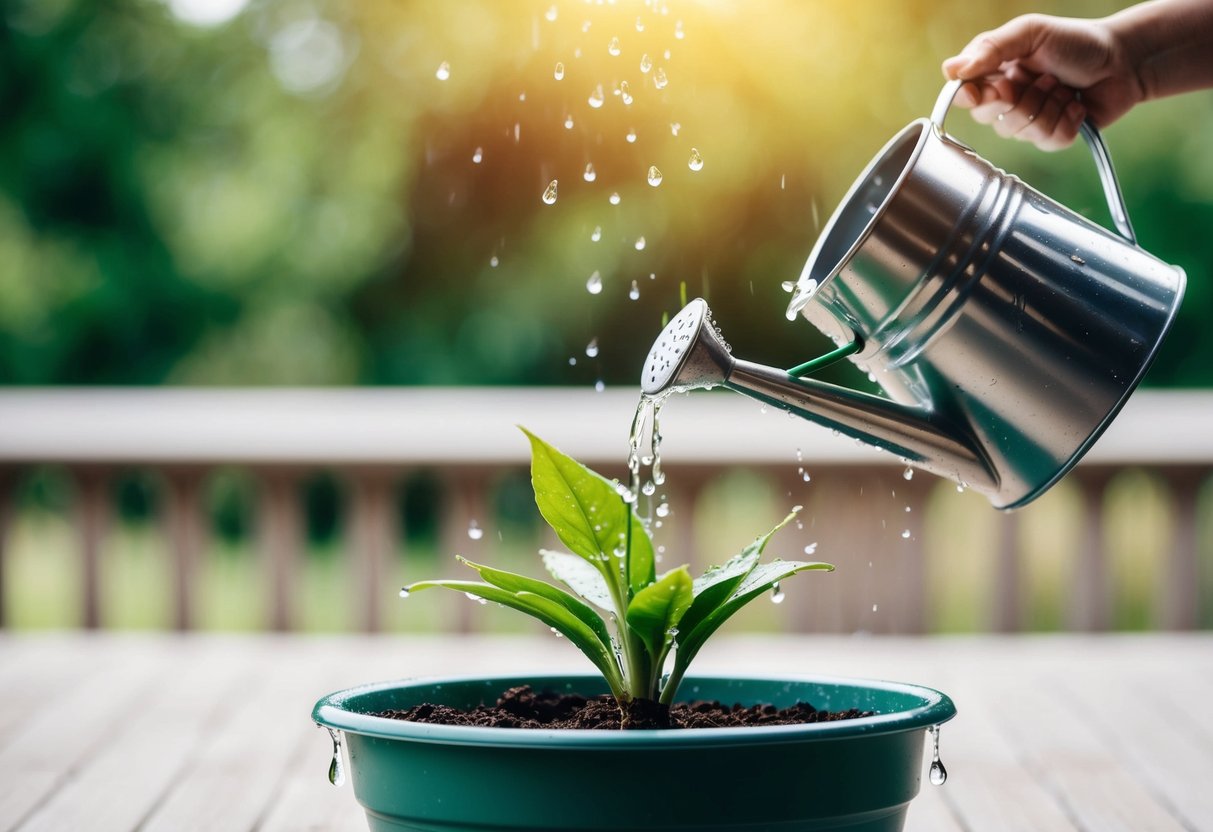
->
<box><xmin>313</xmin><ymin>430</ymin><xmax>956</xmax><ymax>832</ymax></box>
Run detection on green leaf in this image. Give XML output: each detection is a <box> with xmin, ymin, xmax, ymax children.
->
<box><xmin>404</xmin><ymin>579</ymin><xmax>623</xmax><ymax>694</ymax></box>
<box><xmin>626</xmin><ymin>511</ymin><xmax>655</xmax><ymax>596</ymax></box>
<box><xmin>624</xmin><ymin>566</ymin><xmax>693</xmax><ymax>658</ymax></box>
<box><xmin>541</xmin><ymin>549</ymin><xmax>615</xmax><ymax>613</ymax></box>
<box><xmin>521</xmin><ymin>428</ymin><xmax>630</xmax><ymax>589</ymax></box>
<box><xmin>457</xmin><ymin>557</ymin><xmax>614</xmax><ymax>652</ymax></box>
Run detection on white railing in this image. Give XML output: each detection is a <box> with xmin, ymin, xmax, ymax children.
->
<box><xmin>1</xmin><ymin>388</ymin><xmax>1210</xmax><ymax>633</ymax></box>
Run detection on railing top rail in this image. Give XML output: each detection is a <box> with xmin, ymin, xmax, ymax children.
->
<box><xmin>0</xmin><ymin>387</ymin><xmax>1210</xmax><ymax>467</ymax></box>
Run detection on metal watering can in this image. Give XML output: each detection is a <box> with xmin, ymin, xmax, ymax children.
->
<box><xmin>642</xmin><ymin>80</ymin><xmax>1185</xmax><ymax>509</ymax></box>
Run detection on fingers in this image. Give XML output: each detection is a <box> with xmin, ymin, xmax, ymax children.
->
<box><xmin>941</xmin><ymin>15</ymin><xmax>1042</xmax><ymax>80</ymax></box>
<box><xmin>956</xmin><ymin>72</ymin><xmax>1087</xmax><ymax>151</ymax></box>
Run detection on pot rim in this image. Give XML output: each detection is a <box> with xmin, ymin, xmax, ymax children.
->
<box><xmin>312</xmin><ymin>672</ymin><xmax>956</xmax><ymax>749</ymax></box>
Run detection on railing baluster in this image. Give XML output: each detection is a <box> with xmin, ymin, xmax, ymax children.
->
<box><xmin>992</xmin><ymin>510</ymin><xmax>1021</xmax><ymax>632</ymax></box>
<box><xmin>349</xmin><ymin>471</ymin><xmax>397</xmax><ymax>633</ymax></box>
<box><xmin>165</xmin><ymin>469</ymin><xmax>205</xmax><ymax>631</ymax></box>
<box><xmin>0</xmin><ymin>468</ymin><xmax>13</xmax><ymax>627</ymax></box>
<box><xmin>75</xmin><ymin>468</ymin><xmax>108</xmax><ymax>630</ymax></box>
<box><xmin>1071</xmin><ymin>469</ymin><xmax>1112</xmax><ymax>632</ymax></box>
<box><xmin>259</xmin><ymin>470</ymin><xmax>301</xmax><ymax>632</ymax></box>
<box><xmin>1162</xmin><ymin>469</ymin><xmax>1205</xmax><ymax>630</ymax></box>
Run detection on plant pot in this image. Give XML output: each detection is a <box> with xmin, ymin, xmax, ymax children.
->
<box><xmin>313</xmin><ymin>672</ymin><xmax>956</xmax><ymax>832</ymax></box>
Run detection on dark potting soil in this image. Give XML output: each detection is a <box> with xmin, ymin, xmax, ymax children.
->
<box><xmin>376</xmin><ymin>685</ymin><xmax>873</xmax><ymax>730</ymax></box>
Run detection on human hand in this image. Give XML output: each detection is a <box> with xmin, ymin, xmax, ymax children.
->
<box><xmin>941</xmin><ymin>13</ymin><xmax>1145</xmax><ymax>150</ymax></box>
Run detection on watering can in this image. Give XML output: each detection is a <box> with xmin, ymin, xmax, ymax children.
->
<box><xmin>642</xmin><ymin>80</ymin><xmax>1185</xmax><ymax>510</ymax></box>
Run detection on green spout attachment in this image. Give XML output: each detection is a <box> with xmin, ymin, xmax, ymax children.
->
<box><xmin>787</xmin><ymin>338</ymin><xmax>862</xmax><ymax>378</ymax></box>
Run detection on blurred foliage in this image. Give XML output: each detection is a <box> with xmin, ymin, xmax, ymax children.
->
<box><xmin>0</xmin><ymin>0</ymin><xmax>1211</xmax><ymax>387</ymax></box>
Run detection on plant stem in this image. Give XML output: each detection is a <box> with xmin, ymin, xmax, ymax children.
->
<box><xmin>659</xmin><ymin>655</ymin><xmax>689</xmax><ymax>706</ymax></box>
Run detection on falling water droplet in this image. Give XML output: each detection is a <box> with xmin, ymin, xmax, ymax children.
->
<box><xmin>670</xmin><ymin>122</ymin><xmax>681</xmax><ymax>136</ymax></box>
<box><xmin>435</xmin><ymin>61</ymin><xmax>451</xmax><ymax>81</ymax></box>
<box><xmin>687</xmin><ymin>148</ymin><xmax>704</xmax><ymax>172</ymax></box>
<box><xmin>608</xmin><ymin>36</ymin><xmax>621</xmax><ymax>56</ymax></box>
<box><xmin>582</xmin><ymin>19</ymin><xmax>591</xmax><ymax>32</ymax></box>
<box><xmin>544</xmin><ymin>5</ymin><xmax>557</xmax><ymax>22</ymax></box>
<box><xmin>325</xmin><ymin>727</ymin><xmax>345</xmax><ymax>786</ymax></box>
<box><xmin>554</xmin><ymin>61</ymin><xmax>565</xmax><ymax>80</ymax></box>
<box><xmin>634</xmin><ymin>236</ymin><xmax>646</xmax><ymax>250</ymax></box>
<box><xmin>588</xmin><ymin>84</ymin><xmax>605</xmax><ymax>108</ymax></box>
<box><xmin>901</xmin><ymin>529</ymin><xmax>911</xmax><ymax>539</ymax></box>
<box><xmin>586</xmin><ymin>270</ymin><xmax>603</xmax><ymax>294</ymax></box>
<box><xmin>781</xmin><ymin>281</ymin><xmax>795</xmax><ymax>293</ymax></box>
<box><xmin>595</xmin><ymin>379</ymin><xmax>606</xmax><ymax>393</ymax></box>
<box><xmin>641</xmin><ymin>480</ymin><xmax>656</xmax><ymax>496</ymax></box>
<box><xmin>929</xmin><ymin>725</ymin><xmax>948</xmax><ymax>785</ymax></box>
<box><xmin>653</xmin><ymin>68</ymin><xmax>668</xmax><ymax>89</ymax></box>
<box><xmin>656</xmin><ymin>502</ymin><xmax>670</xmax><ymax>517</ymax></box>
<box><xmin>489</xmin><ymin>255</ymin><xmax>499</xmax><ymax>268</ymax></box>
<box><xmin>674</xmin><ymin>19</ymin><xmax>685</xmax><ymax>39</ymax></box>
<box><xmin>472</xmin><ymin>147</ymin><xmax>483</xmax><ymax>164</ymax></box>
<box><xmin>625</xmin><ymin>128</ymin><xmax>637</xmax><ymax>143</ymax></box>
<box><xmin>591</xmin><ymin>226</ymin><xmax>602</xmax><ymax>242</ymax></box>
<box><xmin>468</xmin><ymin>520</ymin><xmax>484</xmax><ymax>540</ymax></box>
<box><xmin>804</xmin><ymin>542</ymin><xmax>818</xmax><ymax>555</ymax></box>
<box><xmin>609</xmin><ymin>192</ymin><xmax>621</xmax><ymax>205</ymax></box>
<box><xmin>636</xmin><ymin>16</ymin><xmax>644</xmax><ymax>32</ymax></box>
<box><xmin>583</xmin><ymin>163</ymin><xmax>597</xmax><ymax>182</ymax></box>
<box><xmin>585</xmin><ymin>338</ymin><xmax>599</xmax><ymax>358</ymax></box>
<box><xmin>629</xmin><ymin>280</ymin><xmax>640</xmax><ymax>300</ymax></box>
<box><xmin>957</xmin><ymin>482</ymin><xmax>967</xmax><ymax>493</ymax></box>
<box><xmin>620</xmin><ymin>80</ymin><xmax>633</xmax><ymax>105</ymax></box>
<box><xmin>647</xmin><ymin>166</ymin><xmax>663</xmax><ymax>186</ymax></box>
<box><xmin>564</xmin><ymin>114</ymin><xmax>575</xmax><ymax>129</ymax></box>
<box><xmin>872</xmin><ymin>603</ymin><xmax>879</xmax><ymax>612</ymax></box>
<box><xmin>542</xmin><ymin>180</ymin><xmax>558</xmax><ymax>204</ymax></box>
<box><xmin>770</xmin><ymin>582</ymin><xmax>786</xmax><ymax>604</ymax></box>
<box><xmin>640</xmin><ymin>53</ymin><xmax>653</xmax><ymax>73</ymax></box>
<box><xmin>903</xmin><ymin>467</ymin><xmax>914</xmax><ymax>481</ymax></box>
<box><xmin>398</xmin><ymin>587</ymin><xmax>410</xmax><ymax>598</ymax></box>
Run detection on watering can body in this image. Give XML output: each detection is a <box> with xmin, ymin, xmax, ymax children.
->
<box><xmin>645</xmin><ymin>82</ymin><xmax>1185</xmax><ymax>509</ymax></box>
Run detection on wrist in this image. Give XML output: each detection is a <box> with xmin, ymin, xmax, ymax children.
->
<box><xmin>1101</xmin><ymin>9</ymin><xmax>1152</xmax><ymax>104</ymax></box>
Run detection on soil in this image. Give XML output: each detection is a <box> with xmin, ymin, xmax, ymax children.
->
<box><xmin>376</xmin><ymin>685</ymin><xmax>873</xmax><ymax>730</ymax></box>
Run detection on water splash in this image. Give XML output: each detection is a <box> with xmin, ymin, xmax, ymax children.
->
<box><xmin>929</xmin><ymin>725</ymin><xmax>948</xmax><ymax>785</ymax></box>
<box><xmin>435</xmin><ymin>61</ymin><xmax>450</xmax><ymax>81</ymax></box>
<box><xmin>586</xmin><ymin>270</ymin><xmax>603</xmax><ymax>294</ymax></box>
<box><xmin>647</xmin><ymin>166</ymin><xmax>663</xmax><ymax>186</ymax></box>
<box><xmin>688</xmin><ymin>148</ymin><xmax>704</xmax><ymax>171</ymax></box>
<box><xmin>324</xmin><ymin>726</ymin><xmax>345</xmax><ymax>787</ymax></box>
<box><xmin>542</xmin><ymin>180</ymin><xmax>558</xmax><ymax>205</ymax></box>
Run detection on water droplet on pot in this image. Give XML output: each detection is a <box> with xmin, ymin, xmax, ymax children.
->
<box><xmin>929</xmin><ymin>725</ymin><xmax>948</xmax><ymax>785</ymax></box>
<box><xmin>324</xmin><ymin>726</ymin><xmax>345</xmax><ymax>787</ymax></box>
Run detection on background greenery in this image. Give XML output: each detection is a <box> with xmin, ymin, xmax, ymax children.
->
<box><xmin>2</xmin><ymin>0</ymin><xmax>1211</xmax><ymax>389</ymax></box>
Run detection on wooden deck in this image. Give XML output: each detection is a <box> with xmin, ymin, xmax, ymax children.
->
<box><xmin>0</xmin><ymin>633</ymin><xmax>1210</xmax><ymax>831</ymax></box>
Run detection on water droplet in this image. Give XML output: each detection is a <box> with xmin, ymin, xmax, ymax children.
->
<box><xmin>688</xmin><ymin>148</ymin><xmax>704</xmax><ymax>171</ymax></box>
<box><xmin>636</xmin><ymin>16</ymin><xmax>645</xmax><ymax>32</ymax></box>
<box><xmin>513</xmin><ymin>122</ymin><xmax>521</xmax><ymax>143</ymax></box>
<box><xmin>542</xmin><ymin>180</ymin><xmax>558</xmax><ymax>204</ymax></box>
<box><xmin>620</xmin><ymin>80</ymin><xmax>633</xmax><ymax>105</ymax></box>
<box><xmin>585</xmin><ymin>338</ymin><xmax>599</xmax><ymax>358</ymax></box>
<box><xmin>582</xmin><ymin>19</ymin><xmax>591</xmax><ymax>32</ymax></box>
<box><xmin>609</xmin><ymin>192</ymin><xmax>621</xmax><ymax>205</ymax></box>
<box><xmin>588</xmin><ymin>84</ymin><xmax>605</xmax><ymax>108</ymax></box>
<box><xmin>595</xmin><ymin>379</ymin><xmax>606</xmax><ymax>393</ymax></box>
<box><xmin>674</xmin><ymin>19</ymin><xmax>685</xmax><ymax>39</ymax></box>
<box><xmin>590</xmin><ymin>226</ymin><xmax>602</xmax><ymax>242</ymax></box>
<box><xmin>568</xmin><ymin>356</ymin><xmax>577</xmax><ymax>366</ymax></box>
<box><xmin>929</xmin><ymin>725</ymin><xmax>948</xmax><ymax>785</ymax></box>
<box><xmin>629</xmin><ymin>280</ymin><xmax>640</xmax><ymax>300</ymax></box>
<box><xmin>550</xmin><ymin>626</ymin><xmax>564</xmax><ymax>638</ymax></box>
<box><xmin>781</xmin><ymin>280</ymin><xmax>795</xmax><ymax>293</ymax></box>
<box><xmin>804</xmin><ymin>542</ymin><xmax>817</xmax><ymax>555</ymax></box>
<box><xmin>583</xmin><ymin>163</ymin><xmax>597</xmax><ymax>182</ymax></box>
<box><xmin>653</xmin><ymin>67</ymin><xmax>668</xmax><ymax>89</ymax></box>
<box><xmin>564</xmin><ymin>114</ymin><xmax>575</xmax><ymax>129</ymax></box>
<box><xmin>608</xmin><ymin>36</ymin><xmax>621</xmax><ymax>56</ymax></box>
<box><xmin>554</xmin><ymin>61</ymin><xmax>565</xmax><ymax>80</ymax></box>
<box><xmin>901</xmin><ymin>529</ymin><xmax>911</xmax><ymax>539</ymax></box>
<box><xmin>1070</xmin><ymin>254</ymin><xmax>1086</xmax><ymax>266</ymax></box>
<box><xmin>903</xmin><ymin>467</ymin><xmax>914</xmax><ymax>481</ymax></box>
<box><xmin>625</xmin><ymin>128</ymin><xmax>637</xmax><ymax>143</ymax></box>
<box><xmin>905</xmin><ymin>505</ymin><xmax>912</xmax><ymax>513</ymax></box>
<box><xmin>472</xmin><ymin>147</ymin><xmax>483</xmax><ymax>164</ymax></box>
<box><xmin>770</xmin><ymin>582</ymin><xmax>786</xmax><ymax>604</ymax></box>
<box><xmin>398</xmin><ymin>587</ymin><xmax>410</xmax><ymax>598</ymax></box>
<box><xmin>586</xmin><ymin>270</ymin><xmax>603</xmax><ymax>294</ymax></box>
<box><xmin>467</xmin><ymin>520</ymin><xmax>484</xmax><ymax>540</ymax></box>
<box><xmin>872</xmin><ymin>603</ymin><xmax>879</xmax><ymax>612</ymax></box>
<box><xmin>641</xmin><ymin>480</ymin><xmax>656</xmax><ymax>496</ymax></box>
<box><xmin>640</xmin><ymin>53</ymin><xmax>652</xmax><ymax>73</ymax></box>
<box><xmin>435</xmin><ymin>61</ymin><xmax>451</xmax><ymax>81</ymax></box>
<box><xmin>634</xmin><ymin>236</ymin><xmax>646</xmax><ymax>250</ymax></box>
<box><xmin>324</xmin><ymin>726</ymin><xmax>345</xmax><ymax>786</ymax></box>
<box><xmin>656</xmin><ymin>502</ymin><xmax>670</xmax><ymax>517</ymax></box>
<box><xmin>489</xmin><ymin>255</ymin><xmax>499</xmax><ymax>267</ymax></box>
<box><xmin>647</xmin><ymin>166</ymin><xmax>663</xmax><ymax>186</ymax></box>
<box><xmin>544</xmin><ymin>5</ymin><xmax>557</xmax><ymax>22</ymax></box>
<box><xmin>956</xmin><ymin>482</ymin><xmax>967</xmax><ymax>493</ymax></box>
<box><xmin>670</xmin><ymin>122</ymin><xmax>680</xmax><ymax>136</ymax></box>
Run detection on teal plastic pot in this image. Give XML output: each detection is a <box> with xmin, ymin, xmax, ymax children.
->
<box><xmin>313</xmin><ymin>673</ymin><xmax>956</xmax><ymax>832</ymax></box>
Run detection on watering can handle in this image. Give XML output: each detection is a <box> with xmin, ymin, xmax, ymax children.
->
<box><xmin>930</xmin><ymin>79</ymin><xmax>1138</xmax><ymax>245</ymax></box>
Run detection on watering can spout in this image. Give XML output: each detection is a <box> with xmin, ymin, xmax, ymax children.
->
<box><xmin>642</xmin><ymin>299</ymin><xmax>998</xmax><ymax>496</ymax></box>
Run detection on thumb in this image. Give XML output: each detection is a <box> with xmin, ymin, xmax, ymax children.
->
<box><xmin>943</xmin><ymin>15</ymin><xmax>1038</xmax><ymax>80</ymax></box>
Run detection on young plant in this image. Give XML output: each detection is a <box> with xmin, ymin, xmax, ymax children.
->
<box><xmin>402</xmin><ymin>428</ymin><xmax>833</xmax><ymax>726</ymax></box>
